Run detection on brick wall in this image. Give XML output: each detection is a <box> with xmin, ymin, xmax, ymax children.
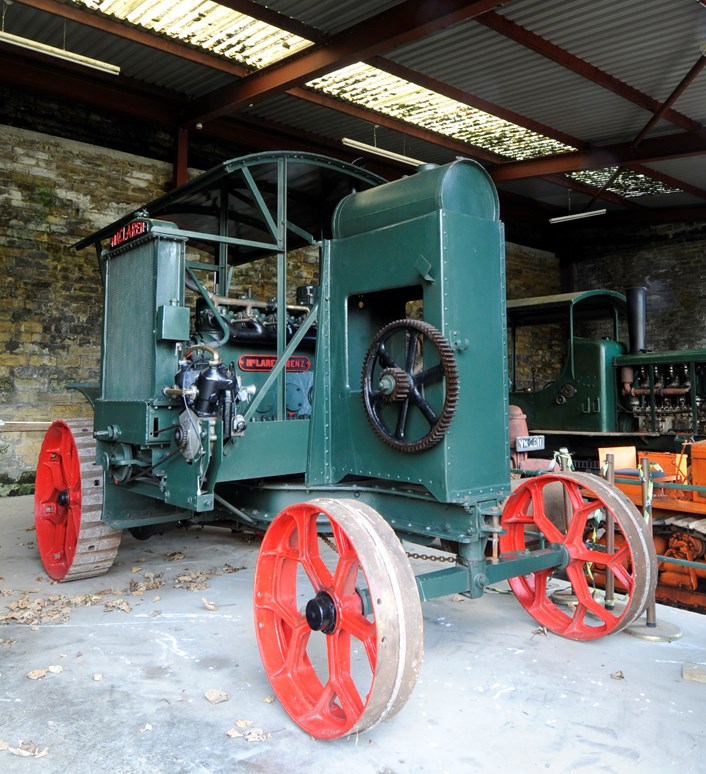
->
<box><xmin>0</xmin><ymin>125</ymin><xmax>175</xmax><ymax>492</ymax></box>
<box><xmin>0</xmin><ymin>125</ymin><xmax>562</xmax><ymax>489</ymax></box>
<box><xmin>568</xmin><ymin>221</ymin><xmax>706</xmax><ymax>351</ymax></box>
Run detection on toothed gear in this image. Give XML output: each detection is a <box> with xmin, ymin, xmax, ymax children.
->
<box><xmin>379</xmin><ymin>367</ymin><xmax>412</xmax><ymax>402</ymax></box>
<box><xmin>361</xmin><ymin>319</ymin><xmax>460</xmax><ymax>453</ymax></box>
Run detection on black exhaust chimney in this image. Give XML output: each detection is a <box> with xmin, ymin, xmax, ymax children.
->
<box><xmin>626</xmin><ymin>286</ymin><xmax>647</xmax><ymax>354</ymax></box>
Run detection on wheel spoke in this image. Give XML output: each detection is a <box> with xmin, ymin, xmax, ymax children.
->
<box><xmin>564</xmin><ymin>497</ymin><xmax>603</xmax><ymax>544</ymax></box>
<box><xmin>410</xmin><ymin>389</ymin><xmax>439</xmax><ymax>426</ymax></box>
<box><xmin>376</xmin><ymin>342</ymin><xmax>400</xmax><ymax>370</ymax></box>
<box><xmin>290</xmin><ymin>507</ymin><xmax>333</xmax><ymax>590</ymax></box>
<box><xmin>414</xmin><ymin>363</ymin><xmax>444</xmax><ymax>386</ymax></box>
<box><xmin>394</xmin><ymin>399</ymin><xmax>410</xmax><ymax>440</ymax></box>
<box><xmin>327</xmin><ymin>631</ymin><xmax>365</xmax><ymax>720</ymax></box>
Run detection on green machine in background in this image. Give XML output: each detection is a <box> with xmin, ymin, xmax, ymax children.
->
<box><xmin>507</xmin><ymin>289</ymin><xmax>706</xmax><ymax>460</ymax></box>
<box><xmin>34</xmin><ymin>152</ymin><xmax>656</xmax><ymax>739</ymax></box>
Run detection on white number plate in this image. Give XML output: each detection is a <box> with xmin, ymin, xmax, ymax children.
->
<box><xmin>515</xmin><ymin>435</ymin><xmax>545</xmax><ymax>452</ymax></box>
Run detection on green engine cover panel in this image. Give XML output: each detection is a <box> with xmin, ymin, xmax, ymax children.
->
<box><xmin>315</xmin><ymin>160</ymin><xmax>510</xmax><ymax>505</ymax></box>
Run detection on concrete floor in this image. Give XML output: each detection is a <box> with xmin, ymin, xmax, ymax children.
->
<box><xmin>1</xmin><ymin>495</ymin><xmax>705</xmax><ymax>774</ymax></box>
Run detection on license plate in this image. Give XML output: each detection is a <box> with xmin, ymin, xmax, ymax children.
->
<box><xmin>515</xmin><ymin>435</ymin><xmax>545</xmax><ymax>452</ymax></box>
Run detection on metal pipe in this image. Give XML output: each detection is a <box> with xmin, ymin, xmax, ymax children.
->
<box><xmin>641</xmin><ymin>457</ymin><xmax>657</xmax><ymax>628</ymax></box>
<box><xmin>184</xmin><ymin>343</ymin><xmax>222</xmax><ymax>365</ymax></box>
<box><xmin>605</xmin><ymin>453</ymin><xmax>615</xmax><ymax>609</ymax></box>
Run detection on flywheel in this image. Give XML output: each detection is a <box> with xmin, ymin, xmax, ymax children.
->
<box><xmin>35</xmin><ymin>419</ymin><xmax>122</xmax><ymax>581</ymax></box>
<box><xmin>361</xmin><ymin>319</ymin><xmax>459</xmax><ymax>453</ymax></box>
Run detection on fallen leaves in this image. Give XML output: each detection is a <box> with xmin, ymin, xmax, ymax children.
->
<box><xmin>129</xmin><ymin>572</ymin><xmax>164</xmax><ymax>597</ymax></box>
<box><xmin>226</xmin><ymin>723</ymin><xmax>271</xmax><ymax>742</ymax></box>
<box><xmin>0</xmin><ymin>741</ymin><xmax>48</xmax><ymax>758</ymax></box>
<box><xmin>0</xmin><ymin>589</ymin><xmax>126</xmax><ymax>626</ymax></box>
<box><xmin>610</xmin><ymin>670</ymin><xmax>625</xmax><ymax>680</ymax></box>
<box><xmin>166</xmin><ymin>551</ymin><xmax>185</xmax><ymax>561</ymax></box>
<box><xmin>26</xmin><ymin>665</ymin><xmax>63</xmax><ymax>680</ymax></box>
<box><xmin>1</xmin><ymin>562</ymin><xmax>244</xmax><ymax>625</ymax></box>
<box><xmin>0</xmin><ymin>638</ymin><xmax>16</xmax><ymax>647</ymax></box>
<box><xmin>103</xmin><ymin>599</ymin><xmax>132</xmax><ymax>614</ymax></box>
<box><xmin>173</xmin><ymin>564</ymin><xmax>245</xmax><ymax>591</ymax></box>
<box><xmin>201</xmin><ymin>597</ymin><xmax>217</xmax><ymax>611</ymax></box>
<box><xmin>205</xmin><ymin>689</ymin><xmax>230</xmax><ymax>704</ymax></box>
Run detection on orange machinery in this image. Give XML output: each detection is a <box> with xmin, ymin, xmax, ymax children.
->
<box><xmin>600</xmin><ymin>443</ymin><xmax>706</xmax><ymax>610</ymax></box>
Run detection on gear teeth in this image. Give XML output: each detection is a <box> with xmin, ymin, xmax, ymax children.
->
<box><xmin>361</xmin><ymin>319</ymin><xmax>460</xmax><ymax>453</ymax></box>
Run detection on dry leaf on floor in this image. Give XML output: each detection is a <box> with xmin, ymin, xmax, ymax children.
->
<box><xmin>0</xmin><ymin>639</ymin><xmax>16</xmax><ymax>647</ymax></box>
<box><xmin>222</xmin><ymin>564</ymin><xmax>245</xmax><ymax>574</ymax></box>
<box><xmin>205</xmin><ymin>689</ymin><xmax>230</xmax><ymax>704</ymax></box>
<box><xmin>244</xmin><ymin>728</ymin><xmax>270</xmax><ymax>743</ymax></box>
<box><xmin>0</xmin><ymin>740</ymin><xmax>9</xmax><ymax>751</ymax></box>
<box><xmin>235</xmin><ymin>719</ymin><xmax>253</xmax><ymax>728</ymax></box>
<box><xmin>167</xmin><ymin>552</ymin><xmax>185</xmax><ymax>561</ymax></box>
<box><xmin>138</xmin><ymin>723</ymin><xmax>152</xmax><ymax>733</ymax></box>
<box><xmin>152</xmin><ymin>595</ymin><xmax>160</xmax><ymax>602</ymax></box>
<box><xmin>7</xmin><ymin>742</ymin><xmax>48</xmax><ymax>758</ymax></box>
<box><xmin>611</xmin><ymin>670</ymin><xmax>625</xmax><ymax>680</ymax></box>
<box><xmin>103</xmin><ymin>599</ymin><xmax>132</xmax><ymax>614</ymax></box>
<box><xmin>226</xmin><ymin>728</ymin><xmax>243</xmax><ymax>738</ymax></box>
<box><xmin>263</xmin><ymin>695</ymin><xmax>275</xmax><ymax>704</ymax></box>
<box><xmin>47</xmin><ymin>665</ymin><xmax>63</xmax><ymax>674</ymax></box>
<box><xmin>202</xmin><ymin>597</ymin><xmax>217</xmax><ymax>611</ymax></box>
<box><xmin>93</xmin><ymin>674</ymin><xmax>103</xmax><ymax>682</ymax></box>
<box><xmin>26</xmin><ymin>668</ymin><xmax>48</xmax><ymax>680</ymax></box>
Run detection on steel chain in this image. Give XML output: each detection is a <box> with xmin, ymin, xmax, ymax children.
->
<box><xmin>320</xmin><ymin>535</ymin><xmax>455</xmax><ymax>563</ymax></box>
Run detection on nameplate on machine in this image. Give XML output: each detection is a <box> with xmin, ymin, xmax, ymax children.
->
<box><xmin>238</xmin><ymin>355</ymin><xmax>311</xmax><ymax>373</ymax></box>
<box><xmin>109</xmin><ymin>220</ymin><xmax>149</xmax><ymax>248</ymax></box>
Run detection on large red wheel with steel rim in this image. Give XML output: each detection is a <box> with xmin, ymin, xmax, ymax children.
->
<box><xmin>500</xmin><ymin>472</ymin><xmax>656</xmax><ymax>640</ymax></box>
<box><xmin>35</xmin><ymin>419</ymin><xmax>122</xmax><ymax>581</ymax></box>
<box><xmin>254</xmin><ymin>498</ymin><xmax>423</xmax><ymax>739</ymax></box>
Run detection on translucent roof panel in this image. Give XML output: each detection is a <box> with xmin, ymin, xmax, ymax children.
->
<box><xmin>567</xmin><ymin>167</ymin><xmax>682</xmax><ymax>199</ymax></box>
<box><xmin>75</xmin><ymin>0</ymin><xmax>313</xmax><ymax>68</ymax></box>
<box><xmin>307</xmin><ymin>62</ymin><xmax>576</xmax><ymax>161</ymax></box>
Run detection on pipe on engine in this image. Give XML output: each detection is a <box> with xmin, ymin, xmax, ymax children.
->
<box><xmin>626</xmin><ymin>286</ymin><xmax>647</xmax><ymax>354</ymax></box>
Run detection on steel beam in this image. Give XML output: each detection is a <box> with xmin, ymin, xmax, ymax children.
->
<box><xmin>185</xmin><ymin>0</ymin><xmax>514</xmax><ymax>124</ymax></box>
<box><xmin>478</xmin><ymin>11</ymin><xmax>706</xmax><ymax>137</ymax></box>
<box><xmin>492</xmin><ymin>132</ymin><xmax>706</xmax><ymax>182</ymax></box>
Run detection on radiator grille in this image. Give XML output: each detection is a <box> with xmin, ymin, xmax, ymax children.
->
<box><xmin>103</xmin><ymin>242</ymin><xmax>155</xmax><ymax>400</ymax></box>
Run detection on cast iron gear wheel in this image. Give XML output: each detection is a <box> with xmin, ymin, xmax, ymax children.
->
<box><xmin>361</xmin><ymin>319</ymin><xmax>460</xmax><ymax>453</ymax></box>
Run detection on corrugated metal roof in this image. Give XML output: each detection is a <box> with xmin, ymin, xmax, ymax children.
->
<box><xmin>2</xmin><ymin>0</ymin><xmax>704</xmax><ymax>215</ymax></box>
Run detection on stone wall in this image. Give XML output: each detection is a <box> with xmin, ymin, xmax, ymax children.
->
<box><xmin>0</xmin><ymin>125</ymin><xmax>175</xmax><ymax>492</ymax></box>
<box><xmin>0</xmin><ymin>125</ymin><xmax>562</xmax><ymax>489</ymax></box>
<box><xmin>567</xmin><ymin>221</ymin><xmax>706</xmax><ymax>351</ymax></box>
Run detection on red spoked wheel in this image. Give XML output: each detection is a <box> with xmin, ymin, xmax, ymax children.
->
<box><xmin>254</xmin><ymin>498</ymin><xmax>423</xmax><ymax>739</ymax></box>
<box><xmin>500</xmin><ymin>472</ymin><xmax>656</xmax><ymax>640</ymax></box>
<box><xmin>34</xmin><ymin>420</ymin><xmax>122</xmax><ymax>582</ymax></box>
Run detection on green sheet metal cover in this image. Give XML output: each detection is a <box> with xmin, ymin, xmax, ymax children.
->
<box><xmin>331</xmin><ymin>160</ymin><xmax>499</xmax><ymax>238</ymax></box>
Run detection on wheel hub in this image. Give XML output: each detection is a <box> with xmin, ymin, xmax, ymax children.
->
<box><xmin>305</xmin><ymin>591</ymin><xmax>337</xmax><ymax>634</ymax></box>
<box><xmin>378</xmin><ymin>367</ymin><xmax>411</xmax><ymax>402</ymax></box>
<box><xmin>57</xmin><ymin>489</ymin><xmax>70</xmax><ymax>508</ymax></box>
